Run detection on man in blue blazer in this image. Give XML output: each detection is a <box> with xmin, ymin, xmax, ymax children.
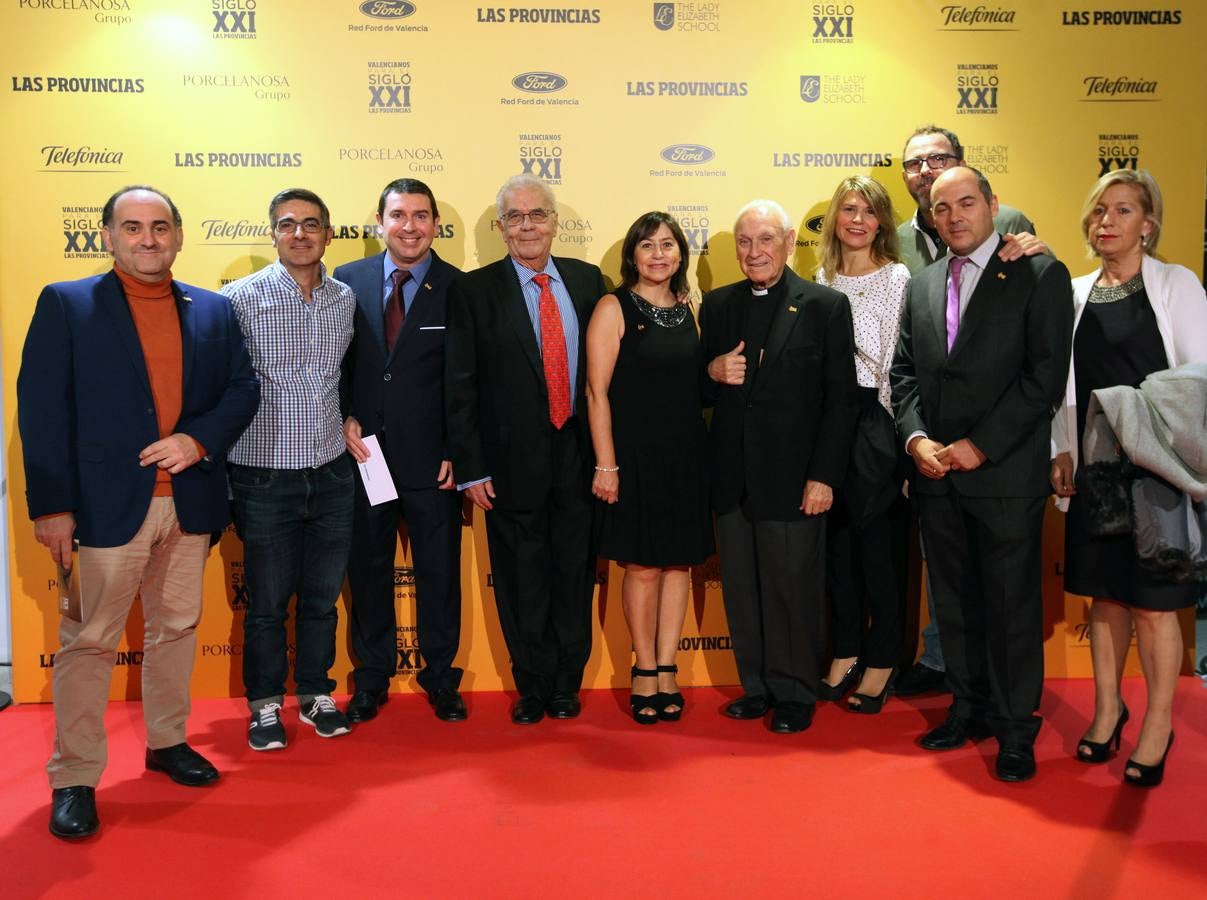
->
<box><xmin>335</xmin><ymin>179</ymin><xmax>467</xmax><ymax>723</ymax></box>
<box><xmin>17</xmin><ymin>185</ymin><xmax>259</xmax><ymax>839</ymax></box>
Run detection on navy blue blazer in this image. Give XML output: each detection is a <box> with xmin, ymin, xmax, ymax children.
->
<box><xmin>335</xmin><ymin>249</ymin><xmax>461</xmax><ymax>490</ymax></box>
<box><xmin>17</xmin><ymin>271</ymin><xmax>259</xmax><ymax>547</ymax></box>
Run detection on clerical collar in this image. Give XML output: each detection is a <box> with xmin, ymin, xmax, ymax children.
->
<box><xmin>750</xmin><ymin>276</ymin><xmax>786</xmax><ymax>299</ymax></box>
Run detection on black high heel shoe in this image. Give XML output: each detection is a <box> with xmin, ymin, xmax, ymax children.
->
<box><xmin>847</xmin><ymin>667</ymin><xmax>897</xmax><ymax>715</ymax></box>
<box><xmin>630</xmin><ymin>666</ymin><xmax>658</xmax><ymax>725</ymax></box>
<box><xmin>1124</xmin><ymin>732</ymin><xmax>1174</xmax><ymax>788</ymax></box>
<box><xmin>655</xmin><ymin>664</ymin><xmax>684</xmax><ymax>722</ymax></box>
<box><xmin>1076</xmin><ymin>702</ymin><xmax>1129</xmax><ymax>764</ymax></box>
<box><xmin>819</xmin><ymin>661</ymin><xmax>860</xmax><ymax>701</ymax></box>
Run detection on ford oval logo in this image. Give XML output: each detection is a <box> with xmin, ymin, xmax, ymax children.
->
<box><xmin>661</xmin><ymin>144</ymin><xmax>715</xmax><ymax>165</ymax></box>
<box><xmin>806</xmin><ymin>215</ymin><xmax>825</xmax><ymax>234</ymax></box>
<box><xmin>512</xmin><ymin>72</ymin><xmax>568</xmax><ymax>93</ymax></box>
<box><xmin>360</xmin><ymin>0</ymin><xmax>416</xmax><ymax>19</ymax></box>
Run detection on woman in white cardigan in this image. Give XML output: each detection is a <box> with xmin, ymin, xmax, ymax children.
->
<box><xmin>1050</xmin><ymin>169</ymin><xmax>1207</xmax><ymax>787</ymax></box>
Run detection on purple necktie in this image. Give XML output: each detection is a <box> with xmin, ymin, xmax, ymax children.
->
<box><xmin>946</xmin><ymin>256</ymin><xmax>967</xmax><ymax>353</ymax></box>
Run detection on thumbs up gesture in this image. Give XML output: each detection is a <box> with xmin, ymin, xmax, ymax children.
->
<box><xmin>708</xmin><ymin>340</ymin><xmax>747</xmax><ymax>385</ymax></box>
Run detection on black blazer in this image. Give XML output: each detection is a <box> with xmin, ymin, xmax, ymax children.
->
<box><xmin>700</xmin><ymin>268</ymin><xmax>859</xmax><ymax>520</ymax></box>
<box><xmin>891</xmin><ymin>236</ymin><xmax>1074</xmax><ymax>498</ymax></box>
<box><xmin>17</xmin><ymin>272</ymin><xmax>259</xmax><ymax>546</ymax></box>
<box><xmin>445</xmin><ymin>254</ymin><xmax>606</xmax><ymax>510</ymax></box>
<box><xmin>335</xmin><ymin>249</ymin><xmax>461</xmax><ymax>490</ymax></box>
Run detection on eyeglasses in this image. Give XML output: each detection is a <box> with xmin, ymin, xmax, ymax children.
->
<box><xmin>502</xmin><ymin>208</ymin><xmax>553</xmax><ymax>228</ymax></box>
<box><xmin>902</xmin><ymin>153</ymin><xmax>957</xmax><ymax>174</ymax></box>
<box><xmin>274</xmin><ymin>218</ymin><xmax>325</xmax><ymax>235</ymax></box>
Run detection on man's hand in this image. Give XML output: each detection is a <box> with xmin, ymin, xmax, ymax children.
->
<box><xmin>707</xmin><ymin>340</ymin><xmax>747</xmax><ymax>385</ymax></box>
<box><xmin>139</xmin><ymin>433</ymin><xmax>202</xmax><ymax>474</ymax></box>
<box><xmin>466</xmin><ymin>479</ymin><xmax>495</xmax><ymax>511</ymax></box>
<box><xmin>935</xmin><ymin>438</ymin><xmax>987</xmax><ymax>472</ymax></box>
<box><xmin>592</xmin><ymin>469</ymin><xmax>619</xmax><ymax>504</ymax></box>
<box><xmin>437</xmin><ymin>459</ymin><xmax>455</xmax><ymax>490</ymax></box>
<box><xmin>1051</xmin><ymin>451</ymin><xmax>1076</xmax><ymax>498</ymax></box>
<box><xmin>35</xmin><ymin>512</ymin><xmax>76</xmax><ymax>569</ymax></box>
<box><xmin>344</xmin><ymin>416</ymin><xmax>369</xmax><ymax>463</ymax></box>
<box><xmin>801</xmin><ymin>480</ymin><xmax>833</xmax><ymax>516</ymax></box>
<box><xmin>998</xmin><ymin>232</ymin><xmax>1048</xmax><ymax>261</ymax></box>
<box><xmin>908</xmin><ymin>436</ymin><xmax>950</xmax><ymax>480</ymax></box>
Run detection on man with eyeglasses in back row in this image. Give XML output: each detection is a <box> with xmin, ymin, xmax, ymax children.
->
<box><xmin>893</xmin><ymin>125</ymin><xmax>1049</xmax><ymax>699</ymax></box>
<box><xmin>222</xmin><ymin>188</ymin><xmax>358</xmax><ymax>750</ymax></box>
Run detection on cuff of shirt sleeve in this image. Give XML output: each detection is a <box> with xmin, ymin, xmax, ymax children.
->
<box><xmin>456</xmin><ymin>476</ymin><xmax>491</xmax><ymax>491</ymax></box>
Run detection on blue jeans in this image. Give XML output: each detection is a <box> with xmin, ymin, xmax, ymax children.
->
<box><xmin>231</xmin><ymin>456</ymin><xmax>354</xmax><ymax>702</ymax></box>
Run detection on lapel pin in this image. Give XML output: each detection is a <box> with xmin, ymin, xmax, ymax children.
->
<box><xmin>788</xmin><ymin>305</ymin><xmax>798</xmax><ymax>313</ymax></box>
<box><xmin>997</xmin><ymin>272</ymin><xmax>1006</xmax><ymax>280</ymax></box>
<box><xmin>424</xmin><ymin>282</ymin><xmax>433</xmax><ymax>290</ymax></box>
<box><xmin>637</xmin><ymin>323</ymin><xmax>646</xmax><ymax>331</ymax></box>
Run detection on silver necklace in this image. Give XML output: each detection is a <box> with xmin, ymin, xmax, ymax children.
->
<box><xmin>629</xmin><ymin>290</ymin><xmax>687</xmax><ymax>327</ymax></box>
<box><xmin>1088</xmin><ymin>271</ymin><xmax>1144</xmax><ymax>304</ymax></box>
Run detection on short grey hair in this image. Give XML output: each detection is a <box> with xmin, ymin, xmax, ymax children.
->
<box><xmin>735</xmin><ymin>199</ymin><xmax>792</xmax><ymax>233</ymax></box>
<box><xmin>495</xmin><ymin>174</ymin><xmax>557</xmax><ymax>220</ymax></box>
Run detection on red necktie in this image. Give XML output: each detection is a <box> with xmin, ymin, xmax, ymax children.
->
<box><xmin>533</xmin><ymin>273</ymin><xmax>571</xmax><ymax>429</ymax></box>
<box><xmin>385</xmin><ymin>269</ymin><xmax>410</xmax><ymax>353</ymax></box>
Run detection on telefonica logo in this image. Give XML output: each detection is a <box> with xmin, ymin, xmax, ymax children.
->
<box><xmin>511</xmin><ymin>72</ymin><xmax>567</xmax><ymax>93</ymax></box>
<box><xmin>360</xmin><ymin>0</ymin><xmax>416</xmax><ymax>17</ymax></box>
<box><xmin>660</xmin><ymin>144</ymin><xmax>715</xmax><ymax>165</ymax></box>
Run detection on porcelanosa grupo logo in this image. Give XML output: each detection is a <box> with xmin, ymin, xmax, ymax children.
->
<box><xmin>811</xmin><ymin>3</ymin><xmax>854</xmax><ymax>43</ymax></box>
<box><xmin>211</xmin><ymin>0</ymin><xmax>257</xmax><ymax>39</ymax></box>
<box><xmin>337</xmin><ymin>145</ymin><xmax>446</xmax><ymax>177</ymax></box>
<box><xmin>937</xmin><ymin>4</ymin><xmax>1018</xmax><ymax>29</ymax></box>
<box><xmin>368</xmin><ymin>60</ymin><xmax>412</xmax><ymax>113</ymax></box>
<box><xmin>61</xmin><ymin>204</ymin><xmax>108</xmax><ymax>260</ymax></box>
<box><xmin>956</xmin><ymin>63</ymin><xmax>999</xmax><ymax>115</ymax></box>
<box><xmin>19</xmin><ymin>0</ymin><xmax>134</xmax><ymax>25</ymax></box>
<box><xmin>518</xmin><ymin>133</ymin><xmax>563</xmax><ymax>183</ymax></box>
<box><xmin>41</xmin><ymin>144</ymin><xmax>125</xmax><ymax>173</ymax></box>
<box><xmin>800</xmin><ymin>74</ymin><xmax>865</xmax><ymax>104</ymax></box>
<box><xmin>181</xmin><ymin>71</ymin><xmax>290</xmax><ymax>101</ymax></box>
<box><xmin>1097</xmin><ymin>133</ymin><xmax>1141</xmax><ymax>175</ymax></box>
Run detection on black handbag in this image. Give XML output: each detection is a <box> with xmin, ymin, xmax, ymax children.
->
<box><xmin>1078</xmin><ymin>459</ymin><xmax>1133</xmax><ymax>538</ymax></box>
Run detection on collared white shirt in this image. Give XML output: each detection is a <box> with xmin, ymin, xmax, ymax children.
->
<box><xmin>947</xmin><ymin>231</ymin><xmax>1000</xmax><ymax>320</ymax></box>
<box><xmin>223</xmin><ymin>260</ymin><xmax>355</xmax><ymax>469</ymax></box>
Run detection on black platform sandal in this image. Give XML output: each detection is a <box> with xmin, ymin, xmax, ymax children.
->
<box><xmin>630</xmin><ymin>666</ymin><xmax>659</xmax><ymax>725</ymax></box>
<box><xmin>655</xmin><ymin>664</ymin><xmax>684</xmax><ymax>722</ymax></box>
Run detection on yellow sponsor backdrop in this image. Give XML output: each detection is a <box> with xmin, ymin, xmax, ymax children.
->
<box><xmin>2</xmin><ymin>1</ymin><xmax>1202</xmax><ymax>701</ymax></box>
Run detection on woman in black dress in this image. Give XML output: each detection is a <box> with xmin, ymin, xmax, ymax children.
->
<box><xmin>586</xmin><ymin>212</ymin><xmax>713</xmax><ymax>724</ymax></box>
<box><xmin>1051</xmin><ymin>170</ymin><xmax>1207</xmax><ymax>786</ymax></box>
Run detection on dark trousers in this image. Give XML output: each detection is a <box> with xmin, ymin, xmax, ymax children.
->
<box><xmin>827</xmin><ymin>493</ymin><xmax>909</xmax><ymax>668</ymax></box>
<box><xmin>715</xmin><ymin>506</ymin><xmax>827</xmax><ymax>705</ymax></box>
<box><xmin>347</xmin><ymin>481</ymin><xmax>463</xmax><ymax>695</ymax></box>
<box><xmin>231</xmin><ymin>456</ymin><xmax>355</xmax><ymax>702</ymax></box>
<box><xmin>484</xmin><ymin>424</ymin><xmax>594</xmax><ymax>701</ymax></box>
<box><xmin>917</xmin><ymin>491</ymin><xmax>1046</xmax><ymax>746</ymax></box>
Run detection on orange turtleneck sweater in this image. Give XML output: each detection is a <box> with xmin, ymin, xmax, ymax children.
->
<box><xmin>115</xmin><ymin>267</ymin><xmax>186</xmax><ymax>496</ymax></box>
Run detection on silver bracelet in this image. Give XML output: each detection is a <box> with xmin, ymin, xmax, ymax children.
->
<box><xmin>594</xmin><ymin>465</ymin><xmax>619</xmax><ymax>473</ymax></box>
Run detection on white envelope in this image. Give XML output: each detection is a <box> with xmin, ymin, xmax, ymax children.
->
<box><xmin>356</xmin><ymin>435</ymin><xmax>399</xmax><ymax>506</ymax></box>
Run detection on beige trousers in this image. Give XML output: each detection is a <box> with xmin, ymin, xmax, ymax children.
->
<box><xmin>47</xmin><ymin>497</ymin><xmax>209</xmax><ymax>789</ymax></box>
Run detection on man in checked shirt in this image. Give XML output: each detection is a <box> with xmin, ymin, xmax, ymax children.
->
<box><xmin>222</xmin><ymin>188</ymin><xmax>357</xmax><ymax>750</ymax></box>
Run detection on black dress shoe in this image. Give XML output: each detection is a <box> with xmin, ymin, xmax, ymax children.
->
<box><xmin>346</xmin><ymin>689</ymin><xmax>390</xmax><ymax>723</ymax></box>
<box><xmin>50</xmin><ymin>786</ymin><xmax>98</xmax><ymax>840</ymax></box>
<box><xmin>430</xmin><ymin>687</ymin><xmax>468</xmax><ymax>722</ymax></box>
<box><xmin>892</xmin><ymin>662</ymin><xmax>949</xmax><ymax>697</ymax></box>
<box><xmin>770</xmin><ymin>702</ymin><xmax>814</xmax><ymax>734</ymax></box>
<box><xmin>995</xmin><ymin>744</ymin><xmax>1037</xmax><ymax>782</ymax></box>
<box><xmin>723</xmin><ymin>694</ymin><xmax>771</xmax><ymax>720</ymax></box>
<box><xmin>919</xmin><ymin>714</ymin><xmax>990</xmax><ymax>751</ymax></box>
<box><xmin>145</xmin><ymin>743</ymin><xmax>219</xmax><ymax>786</ymax></box>
<box><xmin>546</xmin><ymin>690</ymin><xmax>581</xmax><ymax>719</ymax></box>
<box><xmin>511</xmin><ymin>695</ymin><xmax>545</xmax><ymax>724</ymax></box>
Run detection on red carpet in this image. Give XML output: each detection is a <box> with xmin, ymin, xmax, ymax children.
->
<box><xmin>2</xmin><ymin>678</ymin><xmax>1204</xmax><ymax>899</ymax></box>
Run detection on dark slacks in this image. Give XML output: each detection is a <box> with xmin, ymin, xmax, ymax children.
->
<box><xmin>231</xmin><ymin>456</ymin><xmax>355</xmax><ymax>703</ymax></box>
<box><xmin>347</xmin><ymin>480</ymin><xmax>463</xmax><ymax>695</ymax></box>
<box><xmin>484</xmin><ymin>423</ymin><xmax>595</xmax><ymax>700</ymax></box>
<box><xmin>827</xmin><ymin>493</ymin><xmax>909</xmax><ymax>668</ymax></box>
<box><xmin>917</xmin><ymin>491</ymin><xmax>1046</xmax><ymax>746</ymax></box>
<box><xmin>715</xmin><ymin>506</ymin><xmax>827</xmax><ymax>705</ymax></box>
